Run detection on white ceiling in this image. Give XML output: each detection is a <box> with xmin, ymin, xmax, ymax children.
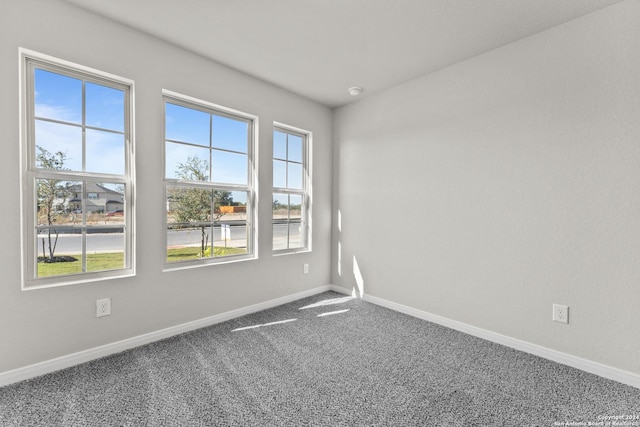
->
<box><xmin>63</xmin><ymin>0</ymin><xmax>622</xmax><ymax>108</ymax></box>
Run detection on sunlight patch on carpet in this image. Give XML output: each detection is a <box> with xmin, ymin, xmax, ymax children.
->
<box><xmin>232</xmin><ymin>318</ymin><xmax>297</xmax><ymax>332</ymax></box>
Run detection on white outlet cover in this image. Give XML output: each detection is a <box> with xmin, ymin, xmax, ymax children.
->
<box><xmin>96</xmin><ymin>298</ymin><xmax>111</xmax><ymax>317</ymax></box>
<box><xmin>552</xmin><ymin>304</ymin><xmax>569</xmax><ymax>324</ymax></box>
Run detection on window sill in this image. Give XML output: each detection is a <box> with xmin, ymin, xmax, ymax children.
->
<box><xmin>273</xmin><ymin>248</ymin><xmax>311</xmax><ymax>257</ymax></box>
<box><xmin>22</xmin><ymin>270</ymin><xmax>135</xmax><ymax>291</ymax></box>
<box><xmin>162</xmin><ymin>254</ymin><xmax>257</xmax><ymax>273</ymax></box>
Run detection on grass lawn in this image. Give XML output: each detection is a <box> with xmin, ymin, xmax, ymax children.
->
<box><xmin>166</xmin><ymin>246</ymin><xmax>247</xmax><ymax>263</ymax></box>
<box><xmin>38</xmin><ymin>252</ymin><xmax>125</xmax><ymax>277</ymax></box>
<box><xmin>37</xmin><ymin>246</ymin><xmax>247</xmax><ymax>277</ymax></box>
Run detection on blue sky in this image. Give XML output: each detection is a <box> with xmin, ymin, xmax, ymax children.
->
<box><xmin>35</xmin><ymin>68</ymin><xmax>301</xmax><ymax>196</ymax></box>
<box><xmin>273</xmin><ymin>130</ymin><xmax>303</xmax><ymax>190</ymax></box>
<box><xmin>165</xmin><ymin>102</ymin><xmax>249</xmax><ymax>185</ymax></box>
<box><xmin>34</xmin><ymin>68</ymin><xmax>125</xmax><ymax>175</ymax></box>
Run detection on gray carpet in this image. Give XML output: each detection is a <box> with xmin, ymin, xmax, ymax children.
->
<box><xmin>1</xmin><ymin>291</ymin><xmax>639</xmax><ymax>426</ymax></box>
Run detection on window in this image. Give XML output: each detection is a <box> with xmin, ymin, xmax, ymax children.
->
<box><xmin>273</xmin><ymin>124</ymin><xmax>311</xmax><ymax>252</ymax></box>
<box><xmin>163</xmin><ymin>91</ymin><xmax>256</xmax><ymax>267</ymax></box>
<box><xmin>20</xmin><ymin>49</ymin><xmax>134</xmax><ymax>289</ymax></box>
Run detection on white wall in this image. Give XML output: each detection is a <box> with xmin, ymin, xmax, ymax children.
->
<box><xmin>333</xmin><ymin>0</ymin><xmax>640</xmax><ymax>375</ymax></box>
<box><xmin>0</xmin><ymin>0</ymin><xmax>333</xmax><ymax>373</ymax></box>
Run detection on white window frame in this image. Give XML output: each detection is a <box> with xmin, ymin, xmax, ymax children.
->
<box><xmin>19</xmin><ymin>48</ymin><xmax>135</xmax><ymax>290</ymax></box>
<box><xmin>162</xmin><ymin>90</ymin><xmax>258</xmax><ymax>270</ymax></box>
<box><xmin>273</xmin><ymin>122</ymin><xmax>312</xmax><ymax>254</ymax></box>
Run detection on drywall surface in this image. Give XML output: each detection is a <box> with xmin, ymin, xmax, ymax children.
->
<box><xmin>0</xmin><ymin>0</ymin><xmax>332</xmax><ymax>373</ymax></box>
<box><xmin>333</xmin><ymin>0</ymin><xmax>640</xmax><ymax>375</ymax></box>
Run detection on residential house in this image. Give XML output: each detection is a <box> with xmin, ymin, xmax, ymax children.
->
<box><xmin>65</xmin><ymin>183</ymin><xmax>124</xmax><ymax>214</ymax></box>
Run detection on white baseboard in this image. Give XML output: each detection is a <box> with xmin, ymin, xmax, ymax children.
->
<box><xmin>361</xmin><ymin>292</ymin><xmax>640</xmax><ymax>390</ymax></box>
<box><xmin>5</xmin><ymin>284</ymin><xmax>635</xmax><ymax>390</ymax></box>
<box><xmin>0</xmin><ymin>285</ymin><xmax>335</xmax><ymax>388</ymax></box>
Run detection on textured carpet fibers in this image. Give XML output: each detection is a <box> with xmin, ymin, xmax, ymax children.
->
<box><xmin>1</xmin><ymin>292</ymin><xmax>639</xmax><ymax>426</ymax></box>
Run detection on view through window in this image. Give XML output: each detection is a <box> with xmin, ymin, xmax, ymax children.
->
<box><xmin>163</xmin><ymin>93</ymin><xmax>255</xmax><ymax>266</ymax></box>
<box><xmin>273</xmin><ymin>125</ymin><xmax>310</xmax><ymax>252</ymax></box>
<box><xmin>22</xmin><ymin>51</ymin><xmax>134</xmax><ymax>288</ymax></box>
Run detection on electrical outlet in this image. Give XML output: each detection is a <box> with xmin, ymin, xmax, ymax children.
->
<box><xmin>303</xmin><ymin>263</ymin><xmax>309</xmax><ymax>274</ymax></box>
<box><xmin>96</xmin><ymin>298</ymin><xmax>111</xmax><ymax>317</ymax></box>
<box><xmin>552</xmin><ymin>304</ymin><xmax>568</xmax><ymax>324</ymax></box>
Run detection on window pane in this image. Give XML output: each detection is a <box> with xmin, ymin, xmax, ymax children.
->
<box><xmin>289</xmin><ymin>194</ymin><xmax>303</xmax><ymax>249</ymax></box>
<box><xmin>36</xmin><ymin>228</ymin><xmax>82</xmax><ymax>277</ymax></box>
<box><xmin>273</xmin><ymin>160</ymin><xmax>286</xmax><ymax>188</ymax></box>
<box><xmin>166</xmin><ymin>185</ymin><xmax>214</xmax><ymax>263</ymax></box>
<box><xmin>290</xmin><ymin>194</ymin><xmax>302</xmax><ymax>220</ymax></box>
<box><xmin>85</xmin><ymin>82</ymin><xmax>124</xmax><ymax>132</ymax></box>
<box><xmin>165</xmin><ymin>142</ymin><xmax>210</xmax><ymax>180</ymax></box>
<box><xmin>273</xmin><ymin>193</ymin><xmax>289</xmax><ymax>250</ymax></box>
<box><xmin>87</xmin><ymin>227</ymin><xmax>125</xmax><ymax>271</ymax></box>
<box><xmin>215</xmin><ymin>190</ymin><xmax>248</xmax><ymax>218</ymax></box>
<box><xmin>273</xmin><ymin>193</ymin><xmax>288</xmax><ymax>213</ymax></box>
<box><xmin>165</xmin><ymin>102</ymin><xmax>210</xmax><ymax>147</ymax></box>
<box><xmin>167</xmin><ymin>185</ymin><xmax>213</xmax><ymax>225</ymax></box>
<box><xmin>212</xmin><ymin>115</ymin><xmax>248</xmax><ymax>153</ymax></box>
<box><xmin>273</xmin><ymin>130</ymin><xmax>287</xmax><ymax>160</ymax></box>
<box><xmin>166</xmin><ymin>224</ymin><xmax>214</xmax><ymax>263</ymax></box>
<box><xmin>287</xmin><ymin>162</ymin><xmax>303</xmax><ymax>189</ymax></box>
<box><xmin>34</xmin><ymin>69</ymin><xmax>82</xmax><ymax>124</ymax></box>
<box><xmin>211</xmin><ymin>222</ymin><xmax>248</xmax><ymax>257</ymax></box>
<box><xmin>37</xmin><ymin>179</ymin><xmax>81</xmax><ymax>226</ymax></box>
<box><xmin>273</xmin><ymin>223</ymin><xmax>288</xmax><ymax>251</ymax></box>
<box><xmin>212</xmin><ymin>150</ymin><xmax>247</xmax><ymax>185</ymax></box>
<box><xmin>35</xmin><ymin>120</ymin><xmax>82</xmax><ymax>171</ymax></box>
<box><xmin>214</xmin><ymin>191</ymin><xmax>248</xmax><ymax>257</ymax></box>
<box><xmin>86</xmin><ymin>129</ymin><xmax>125</xmax><ymax>175</ymax></box>
<box><xmin>288</xmin><ymin>134</ymin><xmax>303</xmax><ymax>162</ymax></box>
<box><xmin>288</xmin><ymin>222</ymin><xmax>303</xmax><ymax>249</ymax></box>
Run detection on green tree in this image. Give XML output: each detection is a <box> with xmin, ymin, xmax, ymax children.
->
<box><xmin>168</xmin><ymin>156</ymin><xmax>232</xmax><ymax>257</ymax></box>
<box><xmin>36</xmin><ymin>146</ymin><xmax>71</xmax><ymax>262</ymax></box>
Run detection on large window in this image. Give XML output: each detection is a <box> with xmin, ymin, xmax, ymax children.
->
<box><xmin>20</xmin><ymin>49</ymin><xmax>134</xmax><ymax>289</ymax></box>
<box><xmin>273</xmin><ymin>124</ymin><xmax>311</xmax><ymax>253</ymax></box>
<box><xmin>163</xmin><ymin>91</ymin><xmax>256</xmax><ymax>267</ymax></box>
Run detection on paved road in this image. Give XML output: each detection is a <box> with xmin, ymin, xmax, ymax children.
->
<box><xmin>39</xmin><ymin>223</ymin><xmax>299</xmax><ymax>254</ymax></box>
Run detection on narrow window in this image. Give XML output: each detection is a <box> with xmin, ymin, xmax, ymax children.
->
<box><xmin>21</xmin><ymin>49</ymin><xmax>134</xmax><ymax>289</ymax></box>
<box><xmin>163</xmin><ymin>91</ymin><xmax>256</xmax><ymax>267</ymax></box>
<box><xmin>273</xmin><ymin>124</ymin><xmax>311</xmax><ymax>253</ymax></box>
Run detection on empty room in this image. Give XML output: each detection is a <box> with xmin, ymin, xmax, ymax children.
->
<box><xmin>1</xmin><ymin>0</ymin><xmax>639</xmax><ymax>425</ymax></box>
